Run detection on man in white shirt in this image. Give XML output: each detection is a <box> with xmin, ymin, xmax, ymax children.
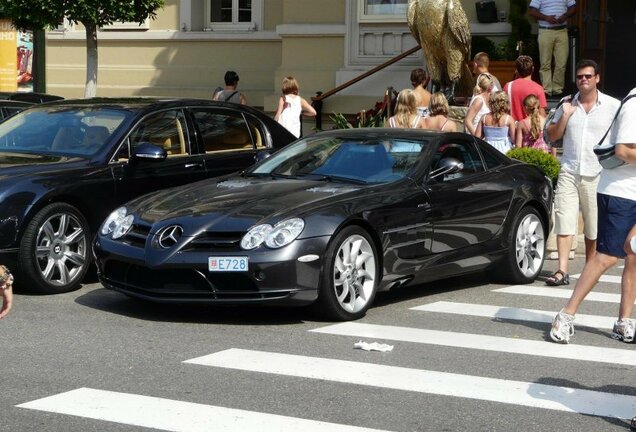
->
<box><xmin>528</xmin><ymin>0</ymin><xmax>576</xmax><ymax>97</ymax></box>
<box><xmin>550</xmin><ymin>86</ymin><xmax>636</xmax><ymax>344</ymax></box>
<box><xmin>545</xmin><ymin>59</ymin><xmax>620</xmax><ymax>287</ymax></box>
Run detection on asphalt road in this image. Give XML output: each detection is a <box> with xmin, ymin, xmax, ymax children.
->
<box><xmin>2</xmin><ymin>256</ymin><xmax>635</xmax><ymax>432</ymax></box>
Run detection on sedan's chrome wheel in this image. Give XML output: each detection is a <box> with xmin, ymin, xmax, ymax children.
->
<box><xmin>35</xmin><ymin>212</ymin><xmax>87</xmax><ymax>287</ymax></box>
<box><xmin>515</xmin><ymin>212</ymin><xmax>544</xmax><ymax>278</ymax></box>
<box><xmin>332</xmin><ymin>233</ymin><xmax>377</xmax><ymax>314</ymax></box>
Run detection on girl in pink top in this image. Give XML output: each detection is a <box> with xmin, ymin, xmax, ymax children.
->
<box><xmin>515</xmin><ymin>94</ymin><xmax>551</xmax><ymax>154</ymax></box>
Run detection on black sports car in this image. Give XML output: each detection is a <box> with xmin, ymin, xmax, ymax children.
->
<box><xmin>94</xmin><ymin>128</ymin><xmax>553</xmax><ymax>320</ymax></box>
<box><xmin>0</xmin><ymin>98</ymin><xmax>295</xmax><ymax>294</ymax></box>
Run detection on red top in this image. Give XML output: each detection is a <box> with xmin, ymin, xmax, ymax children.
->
<box><xmin>503</xmin><ymin>78</ymin><xmax>548</xmax><ymax>121</ymax></box>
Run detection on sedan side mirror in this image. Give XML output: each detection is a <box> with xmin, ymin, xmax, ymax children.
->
<box><xmin>255</xmin><ymin>150</ymin><xmax>271</xmax><ymax>162</ymax></box>
<box><xmin>429</xmin><ymin>157</ymin><xmax>464</xmax><ymax>179</ymax></box>
<box><xmin>132</xmin><ymin>142</ymin><xmax>167</xmax><ymax>162</ymax></box>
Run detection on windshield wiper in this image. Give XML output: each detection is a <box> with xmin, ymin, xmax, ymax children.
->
<box><xmin>301</xmin><ymin>173</ymin><xmax>367</xmax><ymax>185</ymax></box>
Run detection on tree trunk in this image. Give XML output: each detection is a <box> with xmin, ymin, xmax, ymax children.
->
<box><xmin>84</xmin><ymin>23</ymin><xmax>98</xmax><ymax>98</ymax></box>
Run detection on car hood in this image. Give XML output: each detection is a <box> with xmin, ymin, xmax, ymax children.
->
<box><xmin>0</xmin><ymin>152</ymin><xmax>88</xmax><ymax>179</ymax></box>
<box><xmin>130</xmin><ymin>175</ymin><xmax>365</xmax><ymax>230</ymax></box>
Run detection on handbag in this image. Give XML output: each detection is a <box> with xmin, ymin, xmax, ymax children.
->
<box><xmin>543</xmin><ymin>95</ymin><xmax>573</xmax><ymax>149</ymax></box>
<box><xmin>593</xmin><ymin>94</ymin><xmax>636</xmax><ymax>169</ymax></box>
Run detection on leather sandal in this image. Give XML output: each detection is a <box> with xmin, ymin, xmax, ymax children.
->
<box><xmin>546</xmin><ymin>270</ymin><xmax>570</xmax><ymax>286</ymax></box>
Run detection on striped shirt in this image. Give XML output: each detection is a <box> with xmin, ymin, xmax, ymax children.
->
<box><xmin>528</xmin><ymin>0</ymin><xmax>576</xmax><ymax>28</ymax></box>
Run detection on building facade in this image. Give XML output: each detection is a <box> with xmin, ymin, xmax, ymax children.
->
<box><xmin>45</xmin><ymin>0</ymin><xmax>517</xmax><ymax>115</ymax></box>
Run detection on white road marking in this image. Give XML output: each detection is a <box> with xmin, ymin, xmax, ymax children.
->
<box><xmin>311</xmin><ymin>322</ymin><xmax>636</xmax><ymax>366</ymax></box>
<box><xmin>185</xmin><ymin>349</ymin><xmax>636</xmax><ymax>419</ymax></box>
<box><xmin>410</xmin><ymin>301</ymin><xmax>615</xmax><ymax>329</ymax></box>
<box><xmin>493</xmin><ymin>285</ymin><xmax>624</xmax><ymax>303</ymax></box>
<box><xmin>571</xmin><ymin>274</ymin><xmax>622</xmax><ymax>284</ymax></box>
<box><xmin>17</xmin><ymin>387</ymin><xmax>391</xmax><ymax>432</ymax></box>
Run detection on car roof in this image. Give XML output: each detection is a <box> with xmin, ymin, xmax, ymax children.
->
<box><xmin>25</xmin><ymin>97</ymin><xmax>272</xmax><ymax>117</ymax></box>
<box><xmin>0</xmin><ymin>92</ymin><xmax>64</xmax><ymax>103</ymax></box>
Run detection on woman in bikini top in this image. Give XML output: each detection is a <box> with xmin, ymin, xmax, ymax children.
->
<box><xmin>422</xmin><ymin>92</ymin><xmax>457</xmax><ymax>132</ymax></box>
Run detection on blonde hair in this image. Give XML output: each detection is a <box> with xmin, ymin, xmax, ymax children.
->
<box><xmin>473</xmin><ymin>73</ymin><xmax>493</xmax><ymax>96</ymax></box>
<box><xmin>428</xmin><ymin>92</ymin><xmax>449</xmax><ymax>116</ymax></box>
<box><xmin>394</xmin><ymin>89</ymin><xmax>418</xmax><ymax>127</ymax></box>
<box><xmin>281</xmin><ymin>76</ymin><xmax>299</xmax><ymax>95</ymax></box>
<box><xmin>523</xmin><ymin>94</ymin><xmax>542</xmax><ymax>140</ymax></box>
<box><xmin>489</xmin><ymin>91</ymin><xmax>510</xmax><ymax>124</ymax></box>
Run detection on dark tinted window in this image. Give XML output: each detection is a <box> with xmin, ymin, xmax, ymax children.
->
<box><xmin>192</xmin><ymin>110</ymin><xmax>253</xmax><ymax>152</ymax></box>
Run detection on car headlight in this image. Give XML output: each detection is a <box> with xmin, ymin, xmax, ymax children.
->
<box><xmin>240</xmin><ymin>218</ymin><xmax>305</xmax><ymax>250</ymax></box>
<box><xmin>240</xmin><ymin>224</ymin><xmax>273</xmax><ymax>250</ymax></box>
<box><xmin>100</xmin><ymin>207</ymin><xmax>134</xmax><ymax>239</ymax></box>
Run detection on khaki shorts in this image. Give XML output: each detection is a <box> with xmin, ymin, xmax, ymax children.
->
<box><xmin>554</xmin><ymin>170</ymin><xmax>599</xmax><ymax>239</ymax></box>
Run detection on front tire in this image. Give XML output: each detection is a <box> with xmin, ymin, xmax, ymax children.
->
<box><xmin>18</xmin><ymin>203</ymin><xmax>91</xmax><ymax>294</ymax></box>
<box><xmin>500</xmin><ymin>206</ymin><xmax>545</xmax><ymax>284</ymax></box>
<box><xmin>315</xmin><ymin>226</ymin><xmax>379</xmax><ymax>321</ymax></box>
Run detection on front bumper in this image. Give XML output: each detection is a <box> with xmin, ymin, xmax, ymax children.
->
<box><xmin>94</xmin><ymin>235</ymin><xmax>331</xmax><ymax>306</ymax></box>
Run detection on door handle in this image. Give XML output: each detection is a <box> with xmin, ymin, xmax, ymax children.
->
<box><xmin>185</xmin><ymin>163</ymin><xmax>203</xmax><ymax>168</ymax></box>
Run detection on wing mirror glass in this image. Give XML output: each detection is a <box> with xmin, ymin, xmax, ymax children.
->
<box><xmin>429</xmin><ymin>157</ymin><xmax>464</xmax><ymax>179</ymax></box>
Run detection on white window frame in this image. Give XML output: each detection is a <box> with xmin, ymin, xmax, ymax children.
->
<box><xmin>204</xmin><ymin>0</ymin><xmax>263</xmax><ymax>32</ymax></box>
<box><xmin>358</xmin><ymin>0</ymin><xmax>408</xmax><ymax>23</ymax></box>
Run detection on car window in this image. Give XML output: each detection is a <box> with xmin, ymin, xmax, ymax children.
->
<box><xmin>481</xmin><ymin>145</ymin><xmax>504</xmax><ymax>169</ymax></box>
<box><xmin>128</xmin><ymin>110</ymin><xmax>188</xmax><ymax>157</ymax></box>
<box><xmin>432</xmin><ymin>141</ymin><xmax>485</xmax><ymax>181</ymax></box>
<box><xmin>191</xmin><ymin>109</ymin><xmax>254</xmax><ymax>153</ymax></box>
<box><xmin>251</xmin><ymin>137</ymin><xmax>426</xmax><ymax>184</ymax></box>
<box><xmin>0</xmin><ymin>107</ymin><xmax>127</xmax><ymax>156</ymax></box>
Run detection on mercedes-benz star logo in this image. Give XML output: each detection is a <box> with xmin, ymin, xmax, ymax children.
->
<box><xmin>156</xmin><ymin>225</ymin><xmax>183</xmax><ymax>249</ymax></box>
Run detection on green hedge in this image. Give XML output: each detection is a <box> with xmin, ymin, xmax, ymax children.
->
<box><xmin>506</xmin><ymin>147</ymin><xmax>560</xmax><ymax>186</ymax></box>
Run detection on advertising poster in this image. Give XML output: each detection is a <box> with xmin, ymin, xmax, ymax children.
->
<box><xmin>0</xmin><ymin>19</ymin><xmax>34</xmax><ymax>92</ymax></box>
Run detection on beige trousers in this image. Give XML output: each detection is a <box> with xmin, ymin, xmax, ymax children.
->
<box><xmin>538</xmin><ymin>28</ymin><xmax>569</xmax><ymax>95</ymax></box>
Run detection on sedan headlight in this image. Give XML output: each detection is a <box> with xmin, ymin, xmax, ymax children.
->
<box><xmin>100</xmin><ymin>207</ymin><xmax>134</xmax><ymax>239</ymax></box>
<box><xmin>241</xmin><ymin>218</ymin><xmax>305</xmax><ymax>250</ymax></box>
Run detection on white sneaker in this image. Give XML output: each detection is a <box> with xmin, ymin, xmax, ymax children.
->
<box><xmin>612</xmin><ymin>319</ymin><xmax>636</xmax><ymax>343</ymax></box>
<box><xmin>550</xmin><ymin>309</ymin><xmax>575</xmax><ymax>343</ymax></box>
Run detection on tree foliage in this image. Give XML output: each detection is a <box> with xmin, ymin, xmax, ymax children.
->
<box><xmin>0</xmin><ymin>0</ymin><xmax>165</xmax><ymax>97</ymax></box>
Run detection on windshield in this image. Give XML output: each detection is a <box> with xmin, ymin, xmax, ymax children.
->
<box><xmin>251</xmin><ymin>136</ymin><xmax>426</xmax><ymax>184</ymax></box>
<box><xmin>0</xmin><ymin>106</ymin><xmax>130</xmax><ymax>157</ymax></box>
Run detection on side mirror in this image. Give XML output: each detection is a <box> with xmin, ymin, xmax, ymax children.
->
<box><xmin>132</xmin><ymin>142</ymin><xmax>167</xmax><ymax>162</ymax></box>
<box><xmin>429</xmin><ymin>157</ymin><xmax>464</xmax><ymax>179</ymax></box>
<box><xmin>255</xmin><ymin>150</ymin><xmax>271</xmax><ymax>162</ymax></box>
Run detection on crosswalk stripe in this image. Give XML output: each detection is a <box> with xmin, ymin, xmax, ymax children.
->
<box><xmin>185</xmin><ymin>349</ymin><xmax>636</xmax><ymax>419</ymax></box>
<box><xmin>17</xmin><ymin>387</ymin><xmax>391</xmax><ymax>432</ymax></box>
<box><xmin>410</xmin><ymin>301</ymin><xmax>615</xmax><ymax>329</ymax></box>
<box><xmin>310</xmin><ymin>322</ymin><xmax>636</xmax><ymax>366</ymax></box>
<box><xmin>493</xmin><ymin>286</ymin><xmax>624</xmax><ymax>303</ymax></box>
<box><xmin>571</xmin><ymin>274</ymin><xmax>622</xmax><ymax>284</ymax></box>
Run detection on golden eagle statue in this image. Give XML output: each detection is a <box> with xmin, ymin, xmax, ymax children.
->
<box><xmin>408</xmin><ymin>0</ymin><xmax>474</xmax><ymax>101</ymax></box>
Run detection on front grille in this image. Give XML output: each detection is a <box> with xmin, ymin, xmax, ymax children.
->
<box><xmin>183</xmin><ymin>231</ymin><xmax>245</xmax><ymax>251</ymax></box>
<box><xmin>103</xmin><ymin>260</ymin><xmax>291</xmax><ymax>301</ymax></box>
<box><xmin>122</xmin><ymin>223</ymin><xmax>151</xmax><ymax>248</ymax></box>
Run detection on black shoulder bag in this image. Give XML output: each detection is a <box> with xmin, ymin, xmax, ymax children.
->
<box><xmin>593</xmin><ymin>94</ymin><xmax>636</xmax><ymax>169</ymax></box>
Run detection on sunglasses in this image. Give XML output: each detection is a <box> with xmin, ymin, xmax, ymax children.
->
<box><xmin>576</xmin><ymin>73</ymin><xmax>595</xmax><ymax>80</ymax></box>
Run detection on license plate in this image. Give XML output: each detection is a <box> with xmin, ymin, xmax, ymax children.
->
<box><xmin>208</xmin><ymin>256</ymin><xmax>248</xmax><ymax>272</ymax></box>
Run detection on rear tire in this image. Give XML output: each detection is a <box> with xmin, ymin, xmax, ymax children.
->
<box><xmin>500</xmin><ymin>206</ymin><xmax>545</xmax><ymax>284</ymax></box>
<box><xmin>314</xmin><ymin>226</ymin><xmax>379</xmax><ymax>321</ymax></box>
<box><xmin>18</xmin><ymin>203</ymin><xmax>91</xmax><ymax>294</ymax></box>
